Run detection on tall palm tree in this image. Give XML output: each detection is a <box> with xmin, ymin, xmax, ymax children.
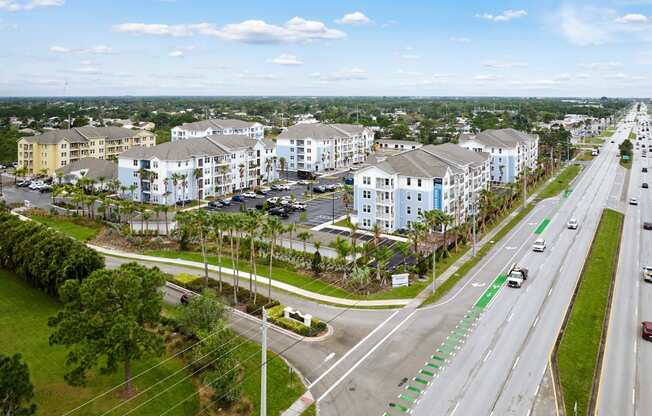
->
<box><xmin>171</xmin><ymin>173</ymin><xmax>181</xmax><ymax>206</ymax></box>
<box><xmin>211</xmin><ymin>213</ymin><xmax>226</xmax><ymax>292</ymax></box>
<box><xmin>128</xmin><ymin>183</ymin><xmax>137</xmax><ymax>202</ymax></box>
<box><xmin>244</xmin><ymin>211</ymin><xmax>262</xmax><ymax>303</ymax></box>
<box><xmin>264</xmin><ymin>216</ymin><xmax>285</xmax><ymax>298</ymax></box>
<box><xmin>161</xmin><ymin>205</ymin><xmax>170</xmax><ymax>235</ymax></box>
<box><xmin>278</xmin><ymin>157</ymin><xmax>286</xmax><ymax>180</ymax></box>
<box><xmin>347</xmin><ymin>219</ymin><xmax>359</xmax><ymax>253</ymax></box>
<box><xmin>238</xmin><ymin>163</ymin><xmax>246</xmax><ymax>191</ymax></box>
<box><xmin>374</xmin><ymin>246</ymin><xmax>392</xmax><ymax>285</ymax></box>
<box><xmin>141</xmin><ymin>209</ymin><xmax>152</xmax><ymax>234</ymax></box>
<box><xmin>330</xmin><ymin>236</ymin><xmax>351</xmax><ymax>277</ymax></box>
<box><xmin>420</xmin><ymin>209</ymin><xmax>443</xmax><ymax>292</ymax></box>
<box><xmin>439</xmin><ymin>212</ymin><xmax>454</xmax><ymax>256</ymax></box>
<box><xmin>180</xmin><ymin>174</ymin><xmax>188</xmax><ymax>207</ymax></box>
<box><xmin>97</xmin><ymin>176</ymin><xmax>106</xmax><ymax>192</ymax></box>
<box><xmin>297</xmin><ymin>231</ymin><xmax>312</xmax><ymax>253</ymax></box>
<box><xmin>192</xmin><ymin>167</ymin><xmax>203</xmax><ymax>206</ymax></box>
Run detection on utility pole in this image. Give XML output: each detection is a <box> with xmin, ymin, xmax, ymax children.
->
<box><xmin>523</xmin><ymin>164</ymin><xmax>527</xmax><ymax>209</ymax></box>
<box><xmin>472</xmin><ymin>196</ymin><xmax>477</xmax><ymax>257</ymax></box>
<box><xmin>431</xmin><ymin>231</ymin><xmax>437</xmax><ymax>294</ymax></box>
<box><xmin>261</xmin><ymin>307</ymin><xmax>267</xmax><ymax>416</ymax></box>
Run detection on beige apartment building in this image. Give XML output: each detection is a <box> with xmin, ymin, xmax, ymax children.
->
<box><xmin>17</xmin><ymin>126</ymin><xmax>156</xmax><ymax>175</ymax></box>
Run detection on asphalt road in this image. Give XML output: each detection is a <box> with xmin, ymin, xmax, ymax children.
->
<box><xmin>598</xmin><ymin>108</ymin><xmax>652</xmax><ymax>416</ymax></box>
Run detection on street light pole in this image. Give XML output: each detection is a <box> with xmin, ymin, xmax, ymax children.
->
<box><xmin>261</xmin><ymin>307</ymin><xmax>267</xmax><ymax>416</ymax></box>
<box><xmin>472</xmin><ymin>198</ymin><xmax>477</xmax><ymax>257</ymax></box>
<box><xmin>332</xmin><ymin>189</ymin><xmax>335</xmax><ymax>224</ymax></box>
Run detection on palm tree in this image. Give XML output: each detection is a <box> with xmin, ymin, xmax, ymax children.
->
<box><xmin>177</xmin><ymin>210</ymin><xmax>211</xmax><ymax>287</ymax></box>
<box><xmin>297</xmin><ymin>231</ymin><xmax>312</xmax><ymax>253</ymax></box>
<box><xmin>161</xmin><ymin>205</ymin><xmax>170</xmax><ymax>235</ymax></box>
<box><xmin>330</xmin><ymin>236</ymin><xmax>351</xmax><ymax>277</ymax></box>
<box><xmin>141</xmin><ymin>209</ymin><xmax>152</xmax><ymax>234</ymax></box>
<box><xmin>439</xmin><ymin>212</ymin><xmax>454</xmax><ymax>256</ymax></box>
<box><xmin>128</xmin><ymin>183</ymin><xmax>137</xmax><ymax>202</ymax></box>
<box><xmin>211</xmin><ymin>213</ymin><xmax>226</xmax><ymax>292</ymax></box>
<box><xmin>152</xmin><ymin>206</ymin><xmax>161</xmax><ymax>235</ymax></box>
<box><xmin>229</xmin><ymin>214</ymin><xmax>243</xmax><ymax>304</ymax></box>
<box><xmin>347</xmin><ymin>219</ymin><xmax>359</xmax><ymax>253</ymax></box>
<box><xmin>286</xmin><ymin>222</ymin><xmax>296</xmax><ymax>250</ymax></box>
<box><xmin>97</xmin><ymin>176</ymin><xmax>106</xmax><ymax>192</ymax></box>
<box><xmin>421</xmin><ymin>209</ymin><xmax>443</xmax><ymax>293</ymax></box>
<box><xmin>218</xmin><ymin>164</ymin><xmax>229</xmax><ymax>195</ymax></box>
<box><xmin>193</xmin><ymin>167</ymin><xmax>203</xmax><ymax>206</ymax></box>
<box><xmin>180</xmin><ymin>174</ymin><xmax>188</xmax><ymax>207</ymax></box>
<box><xmin>238</xmin><ymin>163</ymin><xmax>246</xmax><ymax>191</ymax></box>
<box><xmin>244</xmin><ymin>211</ymin><xmax>263</xmax><ymax>303</ymax></box>
<box><xmin>264</xmin><ymin>216</ymin><xmax>284</xmax><ymax>298</ymax></box>
<box><xmin>171</xmin><ymin>173</ymin><xmax>181</xmax><ymax>206</ymax></box>
<box><xmin>374</xmin><ymin>246</ymin><xmax>392</xmax><ymax>285</ymax></box>
<box><xmin>396</xmin><ymin>241</ymin><xmax>412</xmax><ymax>272</ymax></box>
<box><xmin>14</xmin><ymin>166</ymin><xmax>27</xmax><ymax>184</ymax></box>
<box><xmin>86</xmin><ymin>195</ymin><xmax>98</xmax><ymax>219</ymax></box>
<box><xmin>278</xmin><ymin>157</ymin><xmax>286</xmax><ymax>180</ymax></box>
<box><xmin>371</xmin><ymin>223</ymin><xmax>382</xmax><ymax>249</ymax></box>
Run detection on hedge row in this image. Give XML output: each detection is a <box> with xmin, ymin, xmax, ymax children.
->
<box><xmin>0</xmin><ymin>210</ymin><xmax>104</xmax><ymax>296</ymax></box>
<box><xmin>267</xmin><ymin>304</ymin><xmax>327</xmax><ymax>337</ymax></box>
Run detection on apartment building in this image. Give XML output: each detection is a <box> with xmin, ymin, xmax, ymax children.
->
<box><xmin>353</xmin><ymin>143</ymin><xmax>490</xmax><ymax>233</ymax></box>
<box><xmin>276</xmin><ymin>123</ymin><xmax>374</xmax><ymax>176</ymax></box>
<box><xmin>171</xmin><ymin>119</ymin><xmax>264</xmax><ymax>142</ymax></box>
<box><xmin>17</xmin><ymin>126</ymin><xmax>156</xmax><ymax>175</ymax></box>
<box><xmin>117</xmin><ymin>134</ymin><xmax>276</xmax><ymax>205</ymax></box>
<box><xmin>458</xmin><ymin>128</ymin><xmax>538</xmax><ymax>184</ymax></box>
<box><xmin>375</xmin><ymin>139</ymin><xmax>423</xmax><ymax>155</ymax></box>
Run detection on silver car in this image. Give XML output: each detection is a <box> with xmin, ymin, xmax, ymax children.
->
<box><xmin>532</xmin><ymin>238</ymin><xmax>547</xmax><ymax>252</ymax></box>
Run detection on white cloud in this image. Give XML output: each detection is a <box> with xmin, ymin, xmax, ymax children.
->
<box><xmin>0</xmin><ymin>0</ymin><xmax>63</xmax><ymax>12</ymax></box>
<box><xmin>449</xmin><ymin>36</ymin><xmax>471</xmax><ymax>43</ymax></box>
<box><xmin>113</xmin><ymin>17</ymin><xmax>346</xmax><ymax>43</ymax></box>
<box><xmin>579</xmin><ymin>61</ymin><xmax>623</xmax><ymax>70</ymax></box>
<box><xmin>395</xmin><ymin>69</ymin><xmax>423</xmax><ymax>77</ymax></box>
<box><xmin>168</xmin><ymin>51</ymin><xmax>184</xmax><ymax>57</ymax></box>
<box><xmin>558</xmin><ymin>5</ymin><xmax>612</xmax><ymax>46</ymax></box>
<box><xmin>482</xmin><ymin>60</ymin><xmax>528</xmax><ymax>69</ymax></box>
<box><xmin>311</xmin><ymin>68</ymin><xmax>368</xmax><ymax>81</ymax></box>
<box><xmin>268</xmin><ymin>53</ymin><xmax>303</xmax><ymax>65</ymax></box>
<box><xmin>238</xmin><ymin>71</ymin><xmax>280</xmax><ymax>80</ymax></box>
<box><xmin>615</xmin><ymin>13</ymin><xmax>648</xmax><ymax>24</ymax></box>
<box><xmin>336</xmin><ymin>11</ymin><xmax>371</xmax><ymax>25</ymax></box>
<box><xmin>75</xmin><ymin>66</ymin><xmax>101</xmax><ymax>74</ymax></box>
<box><xmin>49</xmin><ymin>45</ymin><xmax>70</xmax><ymax>53</ymax></box>
<box><xmin>474</xmin><ymin>74</ymin><xmax>503</xmax><ymax>81</ymax></box>
<box><xmin>49</xmin><ymin>45</ymin><xmax>116</xmax><ymax>54</ymax></box>
<box><xmin>476</xmin><ymin>10</ymin><xmax>527</xmax><ymax>22</ymax></box>
<box><xmin>553</xmin><ymin>73</ymin><xmax>572</xmax><ymax>81</ymax></box>
<box><xmin>604</xmin><ymin>72</ymin><xmax>627</xmax><ymax>79</ymax></box>
<box><xmin>576</xmin><ymin>73</ymin><xmax>591</xmax><ymax>79</ymax></box>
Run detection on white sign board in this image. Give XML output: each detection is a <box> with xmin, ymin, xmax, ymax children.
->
<box><xmin>392</xmin><ymin>273</ymin><xmax>410</xmax><ymax>288</ymax></box>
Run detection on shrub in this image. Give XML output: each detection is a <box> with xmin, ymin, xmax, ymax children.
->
<box><xmin>267</xmin><ymin>304</ymin><xmax>327</xmax><ymax>337</ymax></box>
<box><xmin>174</xmin><ymin>273</ymin><xmax>200</xmax><ymax>286</ymax></box>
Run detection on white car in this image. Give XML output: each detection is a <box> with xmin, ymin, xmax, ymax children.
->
<box><xmin>266</xmin><ymin>196</ymin><xmax>280</xmax><ymax>205</ymax></box>
<box><xmin>28</xmin><ymin>181</ymin><xmax>45</xmax><ymax>190</ymax></box>
<box><xmin>567</xmin><ymin>218</ymin><xmax>579</xmax><ymax>230</ymax></box>
<box><xmin>242</xmin><ymin>191</ymin><xmax>257</xmax><ymax>198</ymax></box>
<box><xmin>532</xmin><ymin>238</ymin><xmax>547</xmax><ymax>252</ymax></box>
<box><xmin>292</xmin><ymin>202</ymin><xmax>306</xmax><ymax>211</ymax></box>
<box><xmin>630</xmin><ymin>197</ymin><xmax>639</xmax><ymax>205</ymax></box>
<box><xmin>643</xmin><ymin>266</ymin><xmax>652</xmax><ymax>283</ymax></box>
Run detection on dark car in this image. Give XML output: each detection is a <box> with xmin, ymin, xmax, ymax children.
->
<box><xmin>16</xmin><ymin>180</ymin><xmax>31</xmax><ymax>187</ymax></box>
<box><xmin>644</xmin><ymin>183</ymin><xmax>649</xmax><ymax>189</ymax></box>
<box><xmin>642</xmin><ymin>321</ymin><xmax>652</xmax><ymax>341</ymax></box>
<box><xmin>175</xmin><ymin>199</ymin><xmax>193</xmax><ymax>206</ymax></box>
<box><xmin>206</xmin><ymin>201</ymin><xmax>221</xmax><ymax>210</ymax></box>
<box><xmin>218</xmin><ymin>198</ymin><xmax>231</xmax><ymax>206</ymax></box>
<box><xmin>269</xmin><ymin>207</ymin><xmax>290</xmax><ymax>218</ymax></box>
<box><xmin>645</xmin><ymin>222</ymin><xmax>652</xmax><ymax>230</ymax></box>
<box><xmin>344</xmin><ymin>177</ymin><xmax>354</xmax><ymax>185</ymax></box>
<box><xmin>232</xmin><ymin>194</ymin><xmax>245</xmax><ymax>202</ymax></box>
<box><xmin>255</xmin><ymin>203</ymin><xmax>265</xmax><ymax>210</ymax></box>
<box><xmin>313</xmin><ymin>185</ymin><xmax>327</xmax><ymax>193</ymax></box>
<box><xmin>643</xmin><ymin>167</ymin><xmax>648</xmax><ymax>173</ymax></box>
<box><xmin>38</xmin><ymin>185</ymin><xmax>52</xmax><ymax>193</ymax></box>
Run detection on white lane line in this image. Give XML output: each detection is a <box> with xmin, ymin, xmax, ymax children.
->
<box><xmin>532</xmin><ymin>316</ymin><xmax>540</xmax><ymax>328</ymax></box>
<box><xmin>534</xmin><ymin>384</ymin><xmax>540</xmax><ymax>396</ymax></box>
<box><xmin>513</xmin><ymin>356</ymin><xmax>520</xmax><ymax>370</ymax></box>
<box><xmin>548</xmin><ymin>287</ymin><xmax>553</xmax><ymax>297</ymax></box>
<box><xmin>316</xmin><ymin>310</ymin><xmax>416</xmax><ymax>401</ymax></box>
<box><xmin>450</xmin><ymin>402</ymin><xmax>460</xmax><ymax>416</ymax></box>
<box><xmin>632</xmin><ymin>388</ymin><xmax>636</xmax><ymax>405</ymax></box>
<box><xmin>308</xmin><ymin>310</ymin><xmax>398</xmax><ymax>389</ymax></box>
<box><xmin>483</xmin><ymin>349</ymin><xmax>492</xmax><ymax>363</ymax></box>
<box><xmin>508</xmin><ymin>312</ymin><xmax>514</xmax><ymax>322</ymax></box>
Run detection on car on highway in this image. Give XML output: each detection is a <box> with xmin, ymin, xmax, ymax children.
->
<box><xmin>643</xmin><ymin>167</ymin><xmax>648</xmax><ymax>173</ymax></box>
<box><xmin>630</xmin><ymin>197</ymin><xmax>639</xmax><ymax>205</ymax></box>
<box><xmin>567</xmin><ymin>218</ymin><xmax>579</xmax><ymax>229</ymax></box>
<box><xmin>242</xmin><ymin>191</ymin><xmax>257</xmax><ymax>198</ymax></box>
<box><xmin>642</xmin><ymin>321</ymin><xmax>652</xmax><ymax>341</ymax></box>
<box><xmin>643</xmin><ymin>183</ymin><xmax>649</xmax><ymax>189</ymax></box>
<box><xmin>642</xmin><ymin>266</ymin><xmax>652</xmax><ymax>283</ymax></box>
<box><xmin>532</xmin><ymin>238</ymin><xmax>547</xmax><ymax>252</ymax></box>
<box><xmin>507</xmin><ymin>264</ymin><xmax>528</xmax><ymax>288</ymax></box>
<box><xmin>645</xmin><ymin>222</ymin><xmax>652</xmax><ymax>230</ymax></box>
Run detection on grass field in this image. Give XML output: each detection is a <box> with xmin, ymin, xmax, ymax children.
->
<box><xmin>556</xmin><ymin>209</ymin><xmax>623</xmax><ymax>416</ymax></box>
<box><xmin>0</xmin><ymin>269</ymin><xmax>197</xmax><ymax>416</ymax></box>
<box><xmin>29</xmin><ymin>214</ymin><xmax>101</xmax><ymax>241</ymax></box>
<box><xmin>575</xmin><ymin>150</ymin><xmax>594</xmax><ymax>161</ymax></box>
<box><xmin>537</xmin><ymin>164</ymin><xmax>582</xmax><ymax>199</ymax></box>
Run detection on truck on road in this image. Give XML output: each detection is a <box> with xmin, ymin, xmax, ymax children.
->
<box><xmin>507</xmin><ymin>264</ymin><xmax>529</xmax><ymax>288</ymax></box>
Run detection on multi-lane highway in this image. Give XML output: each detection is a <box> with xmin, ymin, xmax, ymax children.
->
<box><xmin>598</xmin><ymin>105</ymin><xmax>652</xmax><ymax>416</ymax></box>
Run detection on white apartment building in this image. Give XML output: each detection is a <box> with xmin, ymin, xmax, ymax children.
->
<box><xmin>458</xmin><ymin>128</ymin><xmax>538</xmax><ymax>184</ymax></box>
<box><xmin>118</xmin><ymin>135</ymin><xmax>276</xmax><ymax>205</ymax></box>
<box><xmin>276</xmin><ymin>123</ymin><xmax>374</xmax><ymax>176</ymax></box>
<box><xmin>171</xmin><ymin>119</ymin><xmax>264</xmax><ymax>142</ymax></box>
<box><xmin>353</xmin><ymin>143</ymin><xmax>490</xmax><ymax>233</ymax></box>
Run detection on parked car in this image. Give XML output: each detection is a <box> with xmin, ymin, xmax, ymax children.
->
<box><xmin>313</xmin><ymin>185</ymin><xmax>327</xmax><ymax>193</ymax></box>
<box><xmin>645</xmin><ymin>222</ymin><xmax>652</xmax><ymax>230</ymax></box>
<box><xmin>16</xmin><ymin>180</ymin><xmax>31</xmax><ymax>188</ymax></box>
<box><xmin>291</xmin><ymin>202</ymin><xmax>306</xmax><ymax>211</ymax></box>
<box><xmin>175</xmin><ymin>199</ymin><xmax>193</xmax><ymax>206</ymax></box>
<box><xmin>271</xmin><ymin>184</ymin><xmax>284</xmax><ymax>191</ymax></box>
<box><xmin>207</xmin><ymin>201</ymin><xmax>221</xmax><ymax>210</ymax></box>
<box><xmin>242</xmin><ymin>191</ymin><xmax>257</xmax><ymax>198</ymax></box>
<box><xmin>218</xmin><ymin>198</ymin><xmax>231</xmax><ymax>206</ymax></box>
<box><xmin>642</xmin><ymin>321</ymin><xmax>652</xmax><ymax>341</ymax></box>
<box><xmin>268</xmin><ymin>207</ymin><xmax>290</xmax><ymax>218</ymax></box>
<box><xmin>28</xmin><ymin>181</ymin><xmax>45</xmax><ymax>190</ymax></box>
<box><xmin>266</xmin><ymin>196</ymin><xmax>280</xmax><ymax>205</ymax></box>
<box><xmin>38</xmin><ymin>185</ymin><xmax>52</xmax><ymax>193</ymax></box>
<box><xmin>324</xmin><ymin>184</ymin><xmax>338</xmax><ymax>192</ymax></box>
<box><xmin>643</xmin><ymin>183</ymin><xmax>649</xmax><ymax>189</ymax></box>
<box><xmin>232</xmin><ymin>194</ymin><xmax>245</xmax><ymax>202</ymax></box>
<box><xmin>567</xmin><ymin>218</ymin><xmax>579</xmax><ymax>229</ymax></box>
<box><xmin>532</xmin><ymin>238</ymin><xmax>547</xmax><ymax>252</ymax></box>
<box><xmin>643</xmin><ymin>167</ymin><xmax>648</xmax><ymax>173</ymax></box>
<box><xmin>630</xmin><ymin>197</ymin><xmax>639</xmax><ymax>205</ymax></box>
<box><xmin>344</xmin><ymin>177</ymin><xmax>354</xmax><ymax>185</ymax></box>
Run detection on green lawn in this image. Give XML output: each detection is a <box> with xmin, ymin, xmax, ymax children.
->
<box><xmin>537</xmin><ymin>164</ymin><xmax>582</xmax><ymax>199</ymax></box>
<box><xmin>29</xmin><ymin>214</ymin><xmax>101</xmax><ymax>241</ymax></box>
<box><xmin>556</xmin><ymin>209</ymin><xmax>623</xmax><ymax>416</ymax></box>
<box><xmin>575</xmin><ymin>150</ymin><xmax>594</xmax><ymax>161</ymax></box>
<box><xmin>0</xmin><ymin>269</ymin><xmax>197</xmax><ymax>416</ymax></box>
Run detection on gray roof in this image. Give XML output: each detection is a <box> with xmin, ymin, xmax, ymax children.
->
<box><xmin>370</xmin><ymin>143</ymin><xmax>488</xmax><ymax>178</ymax></box>
<box><xmin>119</xmin><ymin>137</ymin><xmax>228</xmax><ymax>161</ymax></box>
<box><xmin>55</xmin><ymin>158</ymin><xmax>118</xmax><ymax>181</ymax></box>
<box><xmin>208</xmin><ymin>134</ymin><xmax>257</xmax><ymax>151</ymax></box>
<box><xmin>176</xmin><ymin>118</ymin><xmax>258</xmax><ymax>131</ymax></box>
<box><xmin>461</xmin><ymin>128</ymin><xmax>536</xmax><ymax>148</ymax></box>
<box><xmin>277</xmin><ymin>123</ymin><xmax>368</xmax><ymax>140</ymax></box>
<box><xmin>376</xmin><ymin>139</ymin><xmax>422</xmax><ymax>146</ymax></box>
<box><xmin>22</xmin><ymin>126</ymin><xmax>152</xmax><ymax>145</ymax></box>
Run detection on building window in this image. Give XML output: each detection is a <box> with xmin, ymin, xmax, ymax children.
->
<box><xmin>407</xmin><ymin>193</ymin><xmax>411</xmax><ymax>200</ymax></box>
<box><xmin>417</xmin><ymin>193</ymin><xmax>422</xmax><ymax>201</ymax></box>
<box><xmin>153</xmin><ymin>161</ymin><xmax>158</xmax><ymax>168</ymax></box>
<box><xmin>407</xmin><ymin>177</ymin><xmax>411</xmax><ymax>186</ymax></box>
<box><xmin>407</xmin><ymin>206</ymin><xmax>411</xmax><ymax>215</ymax></box>
<box><xmin>417</xmin><ymin>179</ymin><xmax>422</xmax><ymax>187</ymax></box>
<box><xmin>133</xmin><ymin>160</ymin><xmax>138</xmax><ymax>167</ymax></box>
<box><xmin>363</xmin><ymin>176</ymin><xmax>371</xmax><ymax>185</ymax></box>
<box><xmin>363</xmin><ymin>190</ymin><xmax>371</xmax><ymax>199</ymax></box>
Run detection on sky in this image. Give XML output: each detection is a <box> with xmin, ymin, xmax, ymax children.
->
<box><xmin>1</xmin><ymin>0</ymin><xmax>652</xmax><ymax>97</ymax></box>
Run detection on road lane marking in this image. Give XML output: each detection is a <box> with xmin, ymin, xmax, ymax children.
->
<box><xmin>317</xmin><ymin>310</ymin><xmax>416</xmax><ymax>401</ymax></box>
<box><xmin>512</xmin><ymin>356</ymin><xmax>520</xmax><ymax>370</ymax></box>
<box><xmin>508</xmin><ymin>312</ymin><xmax>514</xmax><ymax>322</ymax></box>
<box><xmin>450</xmin><ymin>402</ymin><xmax>460</xmax><ymax>416</ymax></box>
<box><xmin>483</xmin><ymin>349</ymin><xmax>492</xmax><ymax>363</ymax></box>
<box><xmin>548</xmin><ymin>288</ymin><xmax>553</xmax><ymax>297</ymax></box>
<box><xmin>533</xmin><ymin>316</ymin><xmax>540</xmax><ymax>328</ymax></box>
<box><xmin>308</xmin><ymin>310</ymin><xmax>398</xmax><ymax>389</ymax></box>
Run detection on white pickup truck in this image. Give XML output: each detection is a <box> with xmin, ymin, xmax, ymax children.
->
<box><xmin>507</xmin><ymin>264</ymin><xmax>529</xmax><ymax>288</ymax></box>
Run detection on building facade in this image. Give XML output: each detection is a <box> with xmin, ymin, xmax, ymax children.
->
<box><xmin>353</xmin><ymin>143</ymin><xmax>490</xmax><ymax>233</ymax></box>
<box><xmin>171</xmin><ymin>119</ymin><xmax>264</xmax><ymax>142</ymax></box>
<box><xmin>276</xmin><ymin>123</ymin><xmax>374</xmax><ymax>175</ymax></box>
<box><xmin>458</xmin><ymin>128</ymin><xmax>538</xmax><ymax>184</ymax></box>
<box><xmin>17</xmin><ymin>126</ymin><xmax>156</xmax><ymax>175</ymax></box>
<box><xmin>117</xmin><ymin>135</ymin><xmax>276</xmax><ymax>205</ymax></box>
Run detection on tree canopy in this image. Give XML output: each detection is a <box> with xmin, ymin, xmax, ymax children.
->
<box><xmin>0</xmin><ymin>353</ymin><xmax>36</xmax><ymax>416</ymax></box>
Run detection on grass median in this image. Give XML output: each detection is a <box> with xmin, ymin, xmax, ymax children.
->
<box><xmin>556</xmin><ymin>209</ymin><xmax>623</xmax><ymax>416</ymax></box>
<box><xmin>537</xmin><ymin>164</ymin><xmax>582</xmax><ymax>199</ymax></box>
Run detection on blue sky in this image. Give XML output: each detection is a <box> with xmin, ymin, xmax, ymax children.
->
<box><xmin>1</xmin><ymin>0</ymin><xmax>652</xmax><ymax>97</ymax></box>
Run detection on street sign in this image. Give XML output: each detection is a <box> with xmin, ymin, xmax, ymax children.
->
<box><xmin>392</xmin><ymin>273</ymin><xmax>409</xmax><ymax>288</ymax></box>
<box><xmin>623</xmin><ymin>155</ymin><xmax>630</xmax><ymax>161</ymax></box>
